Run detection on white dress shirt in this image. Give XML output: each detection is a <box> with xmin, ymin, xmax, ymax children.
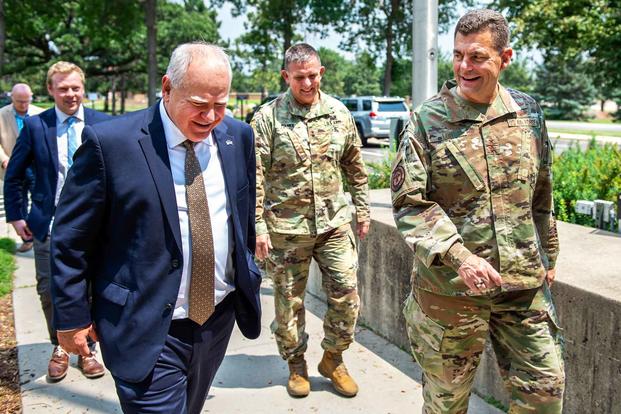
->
<box><xmin>159</xmin><ymin>100</ymin><xmax>235</xmax><ymax>320</ymax></box>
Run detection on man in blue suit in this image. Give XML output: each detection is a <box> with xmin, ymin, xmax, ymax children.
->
<box><xmin>50</xmin><ymin>43</ymin><xmax>262</xmax><ymax>413</ymax></box>
<box><xmin>4</xmin><ymin>61</ymin><xmax>110</xmax><ymax>381</ymax></box>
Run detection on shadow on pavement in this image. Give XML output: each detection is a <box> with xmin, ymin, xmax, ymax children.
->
<box><xmin>17</xmin><ymin>342</ymin><xmax>120</xmax><ymax>412</ymax></box>
<box><xmin>259</xmin><ymin>278</ymin><xmax>424</xmax><ymax>385</ymax></box>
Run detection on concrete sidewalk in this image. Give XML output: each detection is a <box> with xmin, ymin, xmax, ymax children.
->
<box><xmin>10</xmin><ymin>250</ymin><xmax>504</xmax><ymax>413</ymax></box>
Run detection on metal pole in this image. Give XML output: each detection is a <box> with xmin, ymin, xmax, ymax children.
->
<box><xmin>412</xmin><ymin>0</ymin><xmax>439</xmax><ymax>109</ymax></box>
<box><xmin>617</xmin><ymin>193</ymin><xmax>621</xmax><ymax>232</ymax></box>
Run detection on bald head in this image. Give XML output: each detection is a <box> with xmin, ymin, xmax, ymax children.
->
<box><xmin>11</xmin><ymin>83</ymin><xmax>33</xmax><ymax>116</ymax></box>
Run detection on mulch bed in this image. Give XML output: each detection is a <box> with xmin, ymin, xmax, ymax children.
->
<box><xmin>0</xmin><ymin>293</ymin><xmax>21</xmax><ymax>414</ymax></box>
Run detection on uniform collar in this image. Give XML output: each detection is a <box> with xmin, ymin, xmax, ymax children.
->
<box><xmin>285</xmin><ymin>89</ymin><xmax>332</xmax><ymax>120</ymax></box>
<box><xmin>440</xmin><ymin>79</ymin><xmax>521</xmax><ymax>124</ymax></box>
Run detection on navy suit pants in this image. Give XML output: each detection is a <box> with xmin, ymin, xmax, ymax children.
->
<box><xmin>112</xmin><ymin>293</ymin><xmax>236</xmax><ymax>414</ymax></box>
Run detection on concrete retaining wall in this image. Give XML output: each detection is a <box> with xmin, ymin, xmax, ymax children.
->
<box><xmin>307</xmin><ymin>189</ymin><xmax>621</xmax><ymax>413</ymax></box>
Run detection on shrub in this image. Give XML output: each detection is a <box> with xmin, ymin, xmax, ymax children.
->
<box><xmin>367</xmin><ymin>153</ymin><xmax>396</xmax><ymax>190</ymax></box>
<box><xmin>0</xmin><ymin>238</ymin><xmax>17</xmax><ymax>297</ymax></box>
<box><xmin>552</xmin><ymin>139</ymin><xmax>621</xmax><ymax>228</ymax></box>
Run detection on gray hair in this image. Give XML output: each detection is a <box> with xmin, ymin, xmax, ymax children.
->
<box><xmin>454</xmin><ymin>9</ymin><xmax>510</xmax><ymax>52</ymax></box>
<box><xmin>284</xmin><ymin>43</ymin><xmax>321</xmax><ymax>70</ymax></box>
<box><xmin>166</xmin><ymin>42</ymin><xmax>232</xmax><ymax>88</ymax></box>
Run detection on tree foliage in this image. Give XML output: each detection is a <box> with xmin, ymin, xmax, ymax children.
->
<box><xmin>342</xmin><ymin>52</ymin><xmax>382</xmax><ymax>96</ymax></box>
<box><xmin>2</xmin><ymin>0</ymin><xmax>220</xmax><ymax>109</ymax></box>
<box><xmin>532</xmin><ymin>54</ymin><xmax>596</xmax><ymax>120</ymax></box>
<box><xmin>336</xmin><ymin>0</ymin><xmax>474</xmax><ymax>96</ymax></box>
<box><xmin>217</xmin><ymin>0</ymin><xmax>349</xmax><ymax>91</ymax></box>
<box><xmin>494</xmin><ymin>0</ymin><xmax>621</xmax><ymax>118</ymax></box>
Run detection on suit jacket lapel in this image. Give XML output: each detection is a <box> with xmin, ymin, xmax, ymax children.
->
<box><xmin>138</xmin><ymin>105</ymin><xmax>182</xmax><ymax>252</ymax></box>
<box><xmin>213</xmin><ymin>122</ymin><xmax>237</xmax><ymax>216</ymax></box>
<box><xmin>41</xmin><ymin>109</ymin><xmax>59</xmax><ymax>173</ymax></box>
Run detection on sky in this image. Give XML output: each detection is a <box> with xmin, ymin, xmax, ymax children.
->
<box><xmin>216</xmin><ymin>3</ymin><xmax>457</xmax><ymax>60</ymax></box>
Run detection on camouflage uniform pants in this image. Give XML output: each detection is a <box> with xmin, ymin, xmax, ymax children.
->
<box><xmin>266</xmin><ymin>223</ymin><xmax>360</xmax><ymax>361</ymax></box>
<box><xmin>403</xmin><ymin>283</ymin><xmax>564</xmax><ymax>414</ymax></box>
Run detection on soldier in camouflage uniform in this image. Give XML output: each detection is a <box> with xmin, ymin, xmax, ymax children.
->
<box><xmin>391</xmin><ymin>10</ymin><xmax>564</xmax><ymax>414</ymax></box>
<box><xmin>251</xmin><ymin>43</ymin><xmax>370</xmax><ymax>398</ymax></box>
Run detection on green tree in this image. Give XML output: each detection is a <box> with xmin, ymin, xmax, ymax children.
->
<box><xmin>495</xmin><ymin>0</ymin><xmax>621</xmax><ymax>117</ymax></box>
<box><xmin>532</xmin><ymin>54</ymin><xmax>596</xmax><ymax>120</ymax></box>
<box><xmin>343</xmin><ymin>52</ymin><xmax>382</xmax><ymax>96</ymax></box>
<box><xmin>317</xmin><ymin>47</ymin><xmax>350</xmax><ymax>97</ymax></box>
<box><xmin>336</xmin><ymin>0</ymin><xmax>474</xmax><ymax>96</ymax></box>
<box><xmin>500</xmin><ymin>57</ymin><xmax>534</xmax><ymax>94</ymax></box>
<box><xmin>218</xmin><ymin>0</ymin><xmax>349</xmax><ymax>91</ymax></box>
<box><xmin>437</xmin><ymin>52</ymin><xmax>453</xmax><ymax>91</ymax></box>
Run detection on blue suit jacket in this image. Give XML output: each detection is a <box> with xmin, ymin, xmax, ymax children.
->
<box><xmin>50</xmin><ymin>105</ymin><xmax>261</xmax><ymax>382</ymax></box>
<box><xmin>3</xmin><ymin>107</ymin><xmax>111</xmax><ymax>242</ymax></box>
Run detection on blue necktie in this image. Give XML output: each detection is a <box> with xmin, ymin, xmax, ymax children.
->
<box><xmin>66</xmin><ymin>116</ymin><xmax>78</xmax><ymax>167</ymax></box>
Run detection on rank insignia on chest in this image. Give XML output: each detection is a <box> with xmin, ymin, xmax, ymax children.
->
<box><xmin>507</xmin><ymin>117</ymin><xmax>540</xmax><ymax>128</ymax></box>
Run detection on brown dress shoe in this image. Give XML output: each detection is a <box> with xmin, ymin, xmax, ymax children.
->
<box><xmin>78</xmin><ymin>353</ymin><xmax>105</xmax><ymax>378</ymax></box>
<box><xmin>47</xmin><ymin>345</ymin><xmax>69</xmax><ymax>381</ymax></box>
<box><xmin>17</xmin><ymin>241</ymin><xmax>33</xmax><ymax>253</ymax></box>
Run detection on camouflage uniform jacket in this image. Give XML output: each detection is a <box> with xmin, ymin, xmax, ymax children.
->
<box><xmin>252</xmin><ymin>89</ymin><xmax>370</xmax><ymax>236</ymax></box>
<box><xmin>391</xmin><ymin>80</ymin><xmax>559</xmax><ymax>296</ymax></box>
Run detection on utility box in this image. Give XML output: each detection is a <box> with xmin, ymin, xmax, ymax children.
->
<box><xmin>593</xmin><ymin>200</ymin><xmax>614</xmax><ymax>223</ymax></box>
<box><xmin>575</xmin><ymin>200</ymin><xmax>594</xmax><ymax>216</ymax></box>
<box><xmin>574</xmin><ymin>199</ymin><xmax>617</xmax><ymax>232</ymax></box>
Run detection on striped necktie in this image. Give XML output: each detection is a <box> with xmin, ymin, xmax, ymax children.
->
<box><xmin>66</xmin><ymin>116</ymin><xmax>78</xmax><ymax>167</ymax></box>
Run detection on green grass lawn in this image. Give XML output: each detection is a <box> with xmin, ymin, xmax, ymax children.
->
<box><xmin>0</xmin><ymin>239</ymin><xmax>16</xmax><ymax>298</ymax></box>
<box><xmin>547</xmin><ymin>128</ymin><xmax>621</xmax><ymax>138</ymax></box>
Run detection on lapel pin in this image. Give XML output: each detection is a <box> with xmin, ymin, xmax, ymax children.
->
<box><xmin>226</xmin><ymin>139</ymin><xmax>233</xmax><ymax>146</ymax></box>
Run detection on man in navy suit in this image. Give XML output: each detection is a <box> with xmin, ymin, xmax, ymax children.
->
<box><xmin>50</xmin><ymin>43</ymin><xmax>262</xmax><ymax>413</ymax></box>
<box><xmin>4</xmin><ymin>61</ymin><xmax>110</xmax><ymax>381</ymax></box>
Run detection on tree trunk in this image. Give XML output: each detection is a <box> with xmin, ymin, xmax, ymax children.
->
<box><xmin>144</xmin><ymin>0</ymin><xmax>157</xmax><ymax>106</ymax></box>
<box><xmin>600</xmin><ymin>99</ymin><xmax>605</xmax><ymax>112</ymax></box>
<box><xmin>382</xmin><ymin>0</ymin><xmax>399</xmax><ymax>96</ymax></box>
<box><xmin>0</xmin><ymin>0</ymin><xmax>5</xmax><ymax>76</ymax></box>
<box><xmin>280</xmin><ymin>23</ymin><xmax>293</xmax><ymax>92</ymax></box>
<box><xmin>111</xmin><ymin>77</ymin><xmax>117</xmax><ymax>116</ymax></box>
<box><xmin>383</xmin><ymin>38</ymin><xmax>394</xmax><ymax>96</ymax></box>
<box><xmin>120</xmin><ymin>74</ymin><xmax>127</xmax><ymax>114</ymax></box>
<box><xmin>104</xmin><ymin>93</ymin><xmax>109</xmax><ymax>113</ymax></box>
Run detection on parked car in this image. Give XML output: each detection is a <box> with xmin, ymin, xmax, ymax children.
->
<box><xmin>0</xmin><ymin>93</ymin><xmax>12</xmax><ymax>108</ymax></box>
<box><xmin>340</xmin><ymin>96</ymin><xmax>410</xmax><ymax>146</ymax></box>
<box><xmin>244</xmin><ymin>94</ymin><xmax>280</xmax><ymax>123</ymax></box>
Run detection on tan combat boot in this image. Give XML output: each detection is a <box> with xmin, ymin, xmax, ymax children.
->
<box><xmin>318</xmin><ymin>350</ymin><xmax>358</xmax><ymax>397</ymax></box>
<box><xmin>287</xmin><ymin>355</ymin><xmax>310</xmax><ymax>397</ymax></box>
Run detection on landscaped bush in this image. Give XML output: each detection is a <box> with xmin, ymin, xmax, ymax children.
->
<box><xmin>367</xmin><ymin>153</ymin><xmax>395</xmax><ymax>190</ymax></box>
<box><xmin>552</xmin><ymin>140</ymin><xmax>621</xmax><ymax>229</ymax></box>
<box><xmin>0</xmin><ymin>238</ymin><xmax>16</xmax><ymax>297</ymax></box>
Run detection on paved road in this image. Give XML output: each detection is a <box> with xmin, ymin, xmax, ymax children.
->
<box><xmin>547</xmin><ymin>120</ymin><xmax>621</xmax><ymax>133</ymax></box>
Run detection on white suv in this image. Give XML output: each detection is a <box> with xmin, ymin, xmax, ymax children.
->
<box><xmin>341</xmin><ymin>96</ymin><xmax>410</xmax><ymax>146</ymax></box>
